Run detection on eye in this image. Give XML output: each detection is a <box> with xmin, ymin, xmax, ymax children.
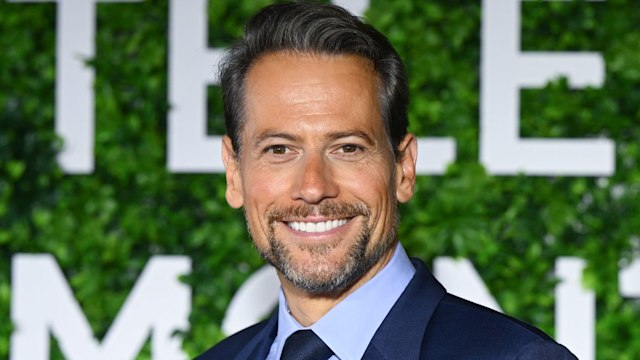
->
<box><xmin>340</xmin><ymin>144</ymin><xmax>360</xmax><ymax>153</ymax></box>
<box><xmin>337</xmin><ymin>144</ymin><xmax>365</xmax><ymax>154</ymax></box>
<box><xmin>265</xmin><ymin>144</ymin><xmax>289</xmax><ymax>155</ymax></box>
<box><xmin>332</xmin><ymin>143</ymin><xmax>366</xmax><ymax>160</ymax></box>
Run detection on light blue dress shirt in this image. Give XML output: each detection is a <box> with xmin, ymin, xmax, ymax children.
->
<box><xmin>266</xmin><ymin>242</ymin><xmax>416</xmax><ymax>360</ymax></box>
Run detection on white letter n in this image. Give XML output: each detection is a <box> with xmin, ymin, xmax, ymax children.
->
<box><xmin>10</xmin><ymin>254</ymin><xmax>191</xmax><ymax>360</ymax></box>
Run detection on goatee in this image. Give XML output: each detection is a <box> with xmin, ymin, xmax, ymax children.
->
<box><xmin>251</xmin><ymin>201</ymin><xmax>398</xmax><ymax>296</ymax></box>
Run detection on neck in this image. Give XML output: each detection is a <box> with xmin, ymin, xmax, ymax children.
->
<box><xmin>278</xmin><ymin>246</ymin><xmax>396</xmax><ymax>327</ymax></box>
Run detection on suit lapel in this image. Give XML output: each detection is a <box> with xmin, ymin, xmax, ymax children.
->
<box><xmin>235</xmin><ymin>313</ymin><xmax>278</xmax><ymax>360</ymax></box>
<box><xmin>362</xmin><ymin>259</ymin><xmax>446</xmax><ymax>360</ymax></box>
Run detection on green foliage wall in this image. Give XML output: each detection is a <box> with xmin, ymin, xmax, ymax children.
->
<box><xmin>1</xmin><ymin>0</ymin><xmax>639</xmax><ymax>358</ymax></box>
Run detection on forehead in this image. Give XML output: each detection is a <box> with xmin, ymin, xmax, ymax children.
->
<box><xmin>246</xmin><ymin>51</ymin><xmax>377</xmax><ymax>88</ymax></box>
<box><xmin>242</xmin><ymin>52</ymin><xmax>382</xmax><ymax>137</ymax></box>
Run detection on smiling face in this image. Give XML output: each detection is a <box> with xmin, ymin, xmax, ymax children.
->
<box><xmin>223</xmin><ymin>52</ymin><xmax>417</xmax><ymax>296</ymax></box>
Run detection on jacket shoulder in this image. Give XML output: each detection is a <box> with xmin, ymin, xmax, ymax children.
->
<box><xmin>195</xmin><ymin>320</ymin><xmax>272</xmax><ymax>360</ymax></box>
<box><xmin>424</xmin><ymin>294</ymin><xmax>577</xmax><ymax>359</ymax></box>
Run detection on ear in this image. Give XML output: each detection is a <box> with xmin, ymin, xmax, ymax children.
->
<box><xmin>222</xmin><ymin>136</ymin><xmax>244</xmax><ymax>208</ymax></box>
<box><xmin>394</xmin><ymin>133</ymin><xmax>418</xmax><ymax>203</ymax></box>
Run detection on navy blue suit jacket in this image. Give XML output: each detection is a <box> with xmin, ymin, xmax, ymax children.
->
<box><xmin>197</xmin><ymin>259</ymin><xmax>577</xmax><ymax>359</ymax></box>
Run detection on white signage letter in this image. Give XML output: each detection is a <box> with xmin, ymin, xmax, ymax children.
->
<box><xmin>168</xmin><ymin>0</ymin><xmax>224</xmax><ymax>172</ymax></box>
<box><xmin>481</xmin><ymin>0</ymin><xmax>614</xmax><ymax>176</ymax></box>
<box><xmin>620</xmin><ymin>257</ymin><xmax>640</xmax><ymax>297</ymax></box>
<box><xmin>222</xmin><ymin>265</ymin><xmax>279</xmax><ymax>336</ymax></box>
<box><xmin>11</xmin><ymin>254</ymin><xmax>191</xmax><ymax>360</ymax></box>
<box><xmin>555</xmin><ymin>257</ymin><xmax>595</xmax><ymax>360</ymax></box>
<box><xmin>10</xmin><ymin>0</ymin><xmax>141</xmax><ymax>174</ymax></box>
<box><xmin>332</xmin><ymin>0</ymin><xmax>369</xmax><ymax>17</ymax></box>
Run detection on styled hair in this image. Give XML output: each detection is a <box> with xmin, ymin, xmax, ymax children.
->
<box><xmin>219</xmin><ymin>1</ymin><xmax>409</xmax><ymax>158</ymax></box>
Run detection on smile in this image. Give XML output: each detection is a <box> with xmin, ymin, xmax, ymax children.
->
<box><xmin>287</xmin><ymin>219</ymin><xmax>349</xmax><ymax>233</ymax></box>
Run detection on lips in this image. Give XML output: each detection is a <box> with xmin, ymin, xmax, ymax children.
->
<box><xmin>287</xmin><ymin>219</ymin><xmax>349</xmax><ymax>233</ymax></box>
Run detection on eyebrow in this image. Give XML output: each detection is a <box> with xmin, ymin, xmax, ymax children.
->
<box><xmin>254</xmin><ymin>131</ymin><xmax>301</xmax><ymax>147</ymax></box>
<box><xmin>252</xmin><ymin>129</ymin><xmax>376</xmax><ymax>147</ymax></box>
<box><xmin>326</xmin><ymin>130</ymin><xmax>375</xmax><ymax>146</ymax></box>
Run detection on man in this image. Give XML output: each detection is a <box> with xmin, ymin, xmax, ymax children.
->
<box><xmin>198</xmin><ymin>2</ymin><xmax>577</xmax><ymax>359</ymax></box>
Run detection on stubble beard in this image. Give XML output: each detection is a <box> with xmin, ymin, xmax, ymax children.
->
<box><xmin>250</xmin><ymin>201</ymin><xmax>399</xmax><ymax>296</ymax></box>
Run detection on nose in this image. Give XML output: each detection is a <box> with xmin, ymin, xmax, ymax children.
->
<box><xmin>291</xmin><ymin>153</ymin><xmax>339</xmax><ymax>204</ymax></box>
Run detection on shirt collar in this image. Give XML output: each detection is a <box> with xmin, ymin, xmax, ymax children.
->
<box><xmin>272</xmin><ymin>242</ymin><xmax>416</xmax><ymax>360</ymax></box>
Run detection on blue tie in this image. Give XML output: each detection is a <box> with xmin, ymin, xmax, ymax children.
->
<box><xmin>281</xmin><ymin>330</ymin><xmax>334</xmax><ymax>360</ymax></box>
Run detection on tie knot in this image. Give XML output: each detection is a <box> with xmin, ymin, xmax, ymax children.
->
<box><xmin>281</xmin><ymin>330</ymin><xmax>334</xmax><ymax>360</ymax></box>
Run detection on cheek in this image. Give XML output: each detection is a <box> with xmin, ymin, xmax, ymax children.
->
<box><xmin>341</xmin><ymin>157</ymin><xmax>394</xmax><ymax>190</ymax></box>
<box><xmin>340</xmin><ymin>163</ymin><xmax>396</xmax><ymax>223</ymax></box>
<box><xmin>338</xmin><ymin>165</ymin><xmax>394</xmax><ymax>205</ymax></box>
<box><xmin>249</xmin><ymin>170</ymin><xmax>286</xmax><ymax>193</ymax></box>
<box><xmin>241</xmin><ymin>167</ymin><xmax>293</xmax><ymax>215</ymax></box>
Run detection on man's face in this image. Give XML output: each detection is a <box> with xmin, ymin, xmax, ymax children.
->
<box><xmin>223</xmin><ymin>52</ymin><xmax>416</xmax><ymax>295</ymax></box>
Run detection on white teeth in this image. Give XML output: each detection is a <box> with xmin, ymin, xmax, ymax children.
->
<box><xmin>287</xmin><ymin>219</ymin><xmax>348</xmax><ymax>233</ymax></box>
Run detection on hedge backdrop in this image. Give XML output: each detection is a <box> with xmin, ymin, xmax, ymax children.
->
<box><xmin>1</xmin><ymin>0</ymin><xmax>640</xmax><ymax>359</ymax></box>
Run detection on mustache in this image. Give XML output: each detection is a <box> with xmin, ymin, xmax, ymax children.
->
<box><xmin>267</xmin><ymin>202</ymin><xmax>370</xmax><ymax>224</ymax></box>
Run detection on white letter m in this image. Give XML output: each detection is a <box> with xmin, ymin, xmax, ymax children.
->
<box><xmin>11</xmin><ymin>254</ymin><xmax>191</xmax><ymax>360</ymax></box>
